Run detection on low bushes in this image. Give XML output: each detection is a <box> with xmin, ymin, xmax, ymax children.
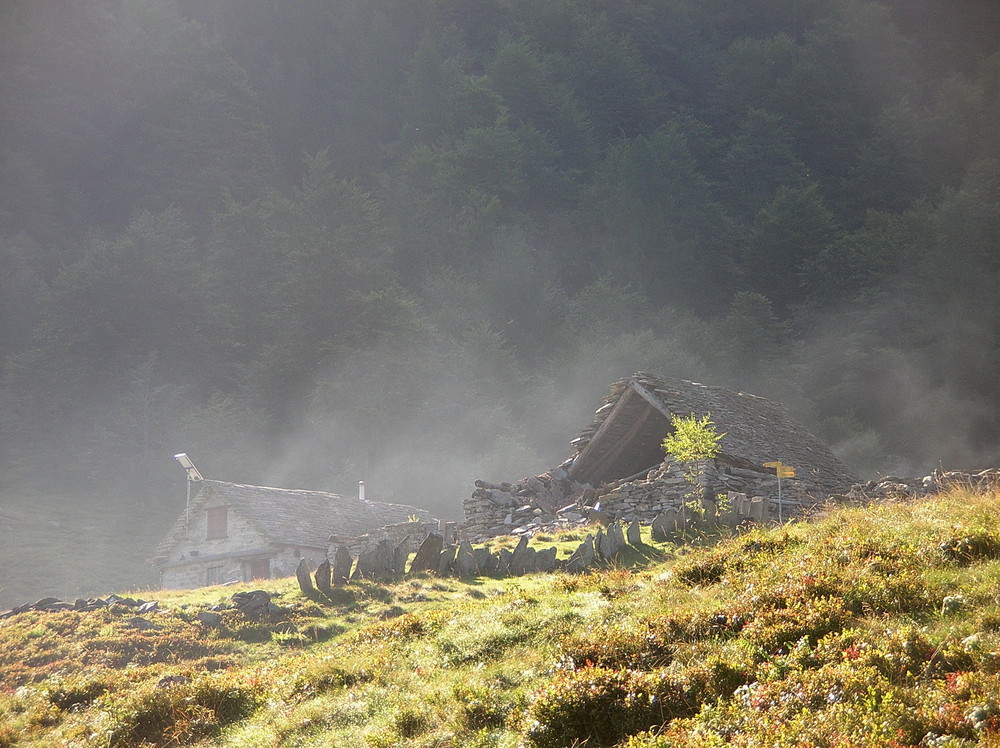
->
<box><xmin>100</xmin><ymin>675</ymin><xmax>262</xmax><ymax>748</ymax></box>
<box><xmin>525</xmin><ymin>660</ymin><xmax>746</xmax><ymax>748</ymax></box>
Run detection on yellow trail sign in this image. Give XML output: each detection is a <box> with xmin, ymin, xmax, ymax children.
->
<box><xmin>763</xmin><ymin>461</ymin><xmax>796</xmax><ymax>478</ymax></box>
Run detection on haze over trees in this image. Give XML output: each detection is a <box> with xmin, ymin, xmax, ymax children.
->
<box><xmin>1</xmin><ymin>0</ymin><xmax>999</xmax><ymax>554</ymax></box>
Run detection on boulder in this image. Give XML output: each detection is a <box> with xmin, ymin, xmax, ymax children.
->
<box><xmin>438</xmin><ymin>545</ymin><xmax>457</xmax><ymax>576</ymax></box>
<box><xmin>566</xmin><ymin>535</ymin><xmax>596</xmax><ymax>573</ymax></box>
<box><xmin>606</xmin><ymin>521</ymin><xmax>626</xmax><ymax>557</ymax></box>
<box><xmin>355</xmin><ymin>540</ymin><xmax>396</xmax><ymax>580</ymax></box>
<box><xmin>456</xmin><ymin>541</ymin><xmax>479</xmax><ymax>578</ymax></box>
<box><xmin>393</xmin><ymin>538</ymin><xmax>410</xmax><ymax>575</ymax></box>
<box><xmin>232</xmin><ymin>590</ymin><xmax>286</xmax><ymax>623</ymax></box>
<box><xmin>594</xmin><ymin>528</ymin><xmax>610</xmax><ymax>560</ymax></box>
<box><xmin>409</xmin><ymin>533</ymin><xmax>444</xmax><ymax>573</ymax></box>
<box><xmin>626</xmin><ymin>519</ymin><xmax>642</xmax><ymax>546</ymax></box>
<box><xmin>508</xmin><ymin>536</ymin><xmax>531</xmax><ymax>576</ymax></box>
<box><xmin>332</xmin><ymin>544</ymin><xmax>353</xmax><ymax>585</ymax></box>
<box><xmin>314</xmin><ymin>559</ymin><xmax>333</xmax><ymax>595</ymax></box>
<box><xmin>196</xmin><ymin>610</ymin><xmax>223</xmax><ymax>626</ymax></box>
<box><xmin>651</xmin><ymin>508</ymin><xmax>679</xmax><ymax>542</ymax></box>
<box><xmin>295</xmin><ymin>558</ymin><xmax>315</xmax><ymax>595</ymax></box>
<box><xmin>473</xmin><ymin>547</ymin><xmax>499</xmax><ymax>576</ymax></box>
<box><xmin>125</xmin><ymin>616</ymin><xmax>158</xmax><ymax>631</ymax></box>
<box><xmin>497</xmin><ymin>548</ymin><xmax>513</xmax><ymax>577</ymax></box>
<box><xmin>535</xmin><ymin>547</ymin><xmax>558</xmax><ymax>573</ymax></box>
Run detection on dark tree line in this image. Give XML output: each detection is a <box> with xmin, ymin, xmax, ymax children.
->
<box><xmin>1</xmin><ymin>0</ymin><xmax>999</xmax><ymax>519</ymax></box>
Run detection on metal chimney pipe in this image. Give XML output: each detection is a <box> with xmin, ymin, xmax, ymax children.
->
<box><xmin>358</xmin><ymin>480</ymin><xmax>366</xmax><ymax>502</ymax></box>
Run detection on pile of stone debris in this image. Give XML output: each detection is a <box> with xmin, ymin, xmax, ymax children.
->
<box><xmin>0</xmin><ymin>593</ymin><xmax>158</xmax><ymax>619</ymax></box>
<box><xmin>463</xmin><ymin>467</ymin><xmax>598</xmax><ymax>540</ymax></box>
<box><xmin>839</xmin><ymin>468</ymin><xmax>1000</xmax><ymax>504</ymax></box>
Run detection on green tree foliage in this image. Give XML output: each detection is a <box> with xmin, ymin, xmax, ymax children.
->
<box><xmin>741</xmin><ymin>184</ymin><xmax>838</xmax><ymax>314</ymax></box>
<box><xmin>0</xmin><ymin>0</ymin><xmax>999</xmax><ymax>509</ymax></box>
<box><xmin>585</xmin><ymin>124</ymin><xmax>733</xmax><ymax>310</ymax></box>
<box><xmin>662</xmin><ymin>413</ymin><xmax>725</xmax><ymax>466</ymax></box>
<box><xmin>662</xmin><ymin>413</ymin><xmax>726</xmax><ymax>516</ymax></box>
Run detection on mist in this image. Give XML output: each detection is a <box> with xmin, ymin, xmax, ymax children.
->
<box><xmin>1</xmin><ymin>0</ymin><xmax>999</xmax><ymax>608</ymax></box>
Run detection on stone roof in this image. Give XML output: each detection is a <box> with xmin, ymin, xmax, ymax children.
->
<box><xmin>151</xmin><ymin>480</ymin><xmax>430</xmax><ymax>565</ymax></box>
<box><xmin>566</xmin><ymin>372</ymin><xmax>857</xmax><ymax>497</ymax></box>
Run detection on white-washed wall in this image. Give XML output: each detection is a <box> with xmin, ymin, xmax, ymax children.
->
<box><xmin>159</xmin><ymin>498</ymin><xmax>326</xmax><ymax>589</ymax></box>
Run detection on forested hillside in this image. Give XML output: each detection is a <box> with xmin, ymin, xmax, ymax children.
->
<box><xmin>1</xmin><ymin>0</ymin><xmax>999</xmax><ymax>536</ymax></box>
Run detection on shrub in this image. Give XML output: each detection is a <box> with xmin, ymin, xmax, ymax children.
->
<box><xmin>81</xmin><ymin>630</ymin><xmax>217</xmax><ymax>667</ymax></box>
<box><xmin>453</xmin><ymin>682</ymin><xmax>515</xmax><ymax>730</ymax></box>
<box><xmin>102</xmin><ymin>675</ymin><xmax>262</xmax><ymax>747</ymax></box>
<box><xmin>815</xmin><ymin>626</ymin><xmax>974</xmax><ymax>684</ymax></box>
<box><xmin>840</xmin><ymin>566</ymin><xmax>936</xmax><ymax>615</ymax></box>
<box><xmin>288</xmin><ymin>656</ymin><xmax>368</xmax><ymax>702</ymax></box>
<box><xmin>558</xmin><ymin>623</ymin><xmax>675</xmax><ymax>670</ymax></box>
<box><xmin>647</xmin><ymin>608</ymin><xmax>752</xmax><ymax>644</ymax></box>
<box><xmin>524</xmin><ymin>666</ymin><xmax>708</xmax><ymax>748</ymax></box>
<box><xmin>351</xmin><ymin>612</ymin><xmax>434</xmax><ymax>645</ymax></box>
<box><xmin>42</xmin><ymin>672</ymin><xmax>115</xmax><ymax>710</ymax></box>
<box><xmin>740</xmin><ymin>596</ymin><xmax>853</xmax><ymax>653</ymax></box>
<box><xmin>938</xmin><ymin>533</ymin><xmax>1000</xmax><ymax>565</ymax></box>
<box><xmin>393</xmin><ymin>706</ymin><xmax>430</xmax><ymax>738</ymax></box>
<box><xmin>671</xmin><ymin>555</ymin><xmax>727</xmax><ymax>586</ymax></box>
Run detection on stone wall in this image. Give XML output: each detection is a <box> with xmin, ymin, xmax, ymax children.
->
<box><xmin>158</xmin><ymin>499</ymin><xmax>328</xmax><ymax>589</ymax></box>
<box><xmin>596</xmin><ymin>460</ymin><xmax>809</xmax><ymax>524</ymax></box>
<box><xmin>463</xmin><ymin>458</ymin><xmax>811</xmax><ymax>541</ymax></box>
<box><xmin>336</xmin><ymin>518</ymin><xmax>442</xmax><ymax>559</ymax></box>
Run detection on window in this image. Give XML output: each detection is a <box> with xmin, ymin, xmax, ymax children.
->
<box><xmin>206</xmin><ymin>506</ymin><xmax>228</xmax><ymax>539</ymax></box>
<box><xmin>206</xmin><ymin>565</ymin><xmax>224</xmax><ymax>586</ymax></box>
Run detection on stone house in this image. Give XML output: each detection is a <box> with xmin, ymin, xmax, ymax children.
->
<box><xmin>151</xmin><ymin>479</ymin><xmax>430</xmax><ymax>589</ymax></box>
<box><xmin>464</xmin><ymin>373</ymin><xmax>858</xmax><ymax>538</ymax></box>
<box><xmin>565</xmin><ymin>372</ymin><xmax>855</xmax><ymax>497</ymax></box>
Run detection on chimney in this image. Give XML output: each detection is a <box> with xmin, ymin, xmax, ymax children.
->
<box><xmin>358</xmin><ymin>480</ymin><xmax>366</xmax><ymax>502</ymax></box>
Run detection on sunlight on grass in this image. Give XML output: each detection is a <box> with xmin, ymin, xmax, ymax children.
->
<box><xmin>6</xmin><ymin>487</ymin><xmax>1000</xmax><ymax>746</ymax></box>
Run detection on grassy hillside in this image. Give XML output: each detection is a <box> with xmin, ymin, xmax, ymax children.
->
<box><xmin>3</xmin><ymin>487</ymin><xmax>1000</xmax><ymax>746</ymax></box>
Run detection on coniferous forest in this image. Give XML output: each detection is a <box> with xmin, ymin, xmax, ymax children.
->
<box><xmin>1</xmin><ymin>0</ymin><xmax>1000</xmax><ymax>596</ymax></box>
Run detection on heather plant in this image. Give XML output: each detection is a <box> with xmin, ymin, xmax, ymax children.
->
<box><xmin>98</xmin><ymin>674</ymin><xmax>263</xmax><ymax>747</ymax></box>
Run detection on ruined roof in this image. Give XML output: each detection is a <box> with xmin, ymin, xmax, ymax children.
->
<box><xmin>151</xmin><ymin>480</ymin><xmax>429</xmax><ymax>565</ymax></box>
<box><xmin>566</xmin><ymin>372</ymin><xmax>857</xmax><ymax>497</ymax></box>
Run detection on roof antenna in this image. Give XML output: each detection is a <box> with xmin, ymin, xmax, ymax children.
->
<box><xmin>174</xmin><ymin>453</ymin><xmax>204</xmax><ymax>535</ymax></box>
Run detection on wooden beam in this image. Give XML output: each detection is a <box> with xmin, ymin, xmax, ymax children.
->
<box><xmin>630</xmin><ymin>377</ymin><xmax>673</xmax><ymax>419</ymax></box>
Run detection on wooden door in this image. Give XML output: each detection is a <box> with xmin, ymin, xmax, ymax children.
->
<box><xmin>249</xmin><ymin>557</ymin><xmax>270</xmax><ymax>580</ymax></box>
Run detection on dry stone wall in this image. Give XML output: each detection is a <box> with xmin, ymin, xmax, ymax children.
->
<box><xmin>596</xmin><ymin>460</ymin><xmax>809</xmax><ymax>525</ymax></box>
<box><xmin>463</xmin><ymin>458</ymin><xmax>812</xmax><ymax>542</ymax></box>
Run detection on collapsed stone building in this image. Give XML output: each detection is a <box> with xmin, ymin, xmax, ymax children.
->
<box><xmin>464</xmin><ymin>372</ymin><xmax>858</xmax><ymax>540</ymax></box>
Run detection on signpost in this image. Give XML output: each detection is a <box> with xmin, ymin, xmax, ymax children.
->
<box><xmin>763</xmin><ymin>461</ymin><xmax>796</xmax><ymax>522</ymax></box>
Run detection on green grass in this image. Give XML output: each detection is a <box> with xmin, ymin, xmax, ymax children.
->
<box><xmin>5</xmin><ymin>489</ymin><xmax>1000</xmax><ymax>746</ymax></box>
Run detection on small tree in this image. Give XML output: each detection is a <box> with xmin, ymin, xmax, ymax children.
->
<box><xmin>662</xmin><ymin>413</ymin><xmax>725</xmax><ymax>518</ymax></box>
